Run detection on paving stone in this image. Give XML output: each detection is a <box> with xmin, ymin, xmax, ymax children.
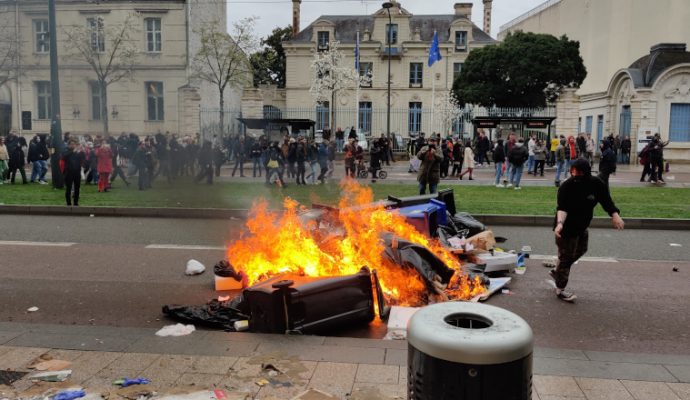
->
<box><xmin>124</xmin><ymin>336</ymin><xmax>209</xmax><ymax>355</ymax></box>
<box><xmin>621</xmin><ymin>380</ymin><xmax>681</xmax><ymax>400</ymax></box>
<box><xmin>399</xmin><ymin>366</ymin><xmax>407</xmax><ymax>387</ymax></box>
<box><xmin>539</xmin><ymin>396</ymin><xmax>585</xmax><ymax>400</ymax></box>
<box><xmin>5</xmin><ymin>332</ymin><xmax>132</xmax><ymax>352</ymax></box>
<box><xmin>188</xmin><ymin>356</ymin><xmax>238</xmax><ymax>375</ymax></box>
<box><xmin>229</xmin><ymin>357</ymin><xmax>264</xmax><ymax>379</ymax></box>
<box><xmin>0</xmin><ymin>347</ymin><xmax>50</xmax><ymax>371</ymax></box>
<box><xmin>0</xmin><ymin>332</ymin><xmax>21</xmax><ymax>345</ymax></box>
<box><xmin>384</xmin><ymin>349</ymin><xmax>407</xmax><ymax>366</ymax></box>
<box><xmin>308</xmin><ymin>362</ymin><xmax>358</xmax><ymax>399</ymax></box>
<box><xmin>351</xmin><ymin>382</ymin><xmax>406</xmax><ymax>399</ymax></box>
<box><xmin>43</xmin><ymin>349</ymin><xmax>88</xmax><ymax>362</ymax></box>
<box><xmin>534</xmin><ymin>358</ymin><xmax>678</xmax><ymax>382</ymax></box>
<box><xmin>256</xmin><ymin>382</ymin><xmax>309</xmax><ymax>400</ymax></box>
<box><xmin>534</xmin><ymin>376</ymin><xmax>585</xmax><ymax>397</ymax></box>
<box><xmin>69</xmin><ymin>351</ymin><xmax>121</xmax><ymax>384</ymax></box>
<box><xmin>574</xmin><ymin>378</ymin><xmax>633</xmax><ymax>400</ymax></box>
<box><xmin>535</xmin><ymin>347</ymin><xmax>589</xmax><ymax>360</ymax></box>
<box><xmin>584</xmin><ymin>352</ymin><xmax>690</xmax><ymax>366</ymax></box>
<box><xmin>107</xmin><ymin>352</ymin><xmax>161</xmax><ymax>371</ymax></box>
<box><xmin>355</xmin><ymin>364</ymin><xmax>399</xmax><ymax>384</ymax></box>
<box><xmin>533</xmin><ymin>391</ymin><xmax>541</xmax><ymax>400</ymax></box>
<box><xmin>0</xmin><ymin>346</ymin><xmax>12</xmax><ymax>357</ymax></box>
<box><xmin>667</xmin><ymin>365</ymin><xmax>690</xmax><ymax>383</ymax></box>
<box><xmin>187</xmin><ymin>340</ymin><xmax>259</xmax><ymax>357</ymax></box>
<box><xmin>177</xmin><ymin>372</ymin><xmax>225</xmax><ymax>388</ymax></box>
<box><xmin>323</xmin><ymin>337</ymin><xmax>408</xmax><ymax>350</ymax></box>
<box><xmin>668</xmin><ymin>383</ymin><xmax>690</xmax><ymax>400</ymax></box>
<box><xmin>254</xmin><ymin>343</ymin><xmax>385</xmax><ymax>364</ymax></box>
<box><xmin>142</xmin><ymin>355</ymin><xmax>195</xmax><ymax>387</ymax></box>
<box><xmin>82</xmin><ymin>368</ymin><xmax>140</xmax><ymax>390</ymax></box>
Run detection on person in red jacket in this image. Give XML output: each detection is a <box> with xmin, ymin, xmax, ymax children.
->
<box><xmin>95</xmin><ymin>142</ymin><xmax>113</xmax><ymax>192</ymax></box>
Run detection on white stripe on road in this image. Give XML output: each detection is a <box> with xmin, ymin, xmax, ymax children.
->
<box><xmin>530</xmin><ymin>254</ymin><xmax>619</xmax><ymax>263</ymax></box>
<box><xmin>145</xmin><ymin>244</ymin><xmax>226</xmax><ymax>251</ymax></box>
<box><xmin>0</xmin><ymin>240</ymin><xmax>76</xmax><ymax>247</ymax></box>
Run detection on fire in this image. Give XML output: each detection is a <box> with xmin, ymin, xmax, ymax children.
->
<box><xmin>227</xmin><ymin>180</ymin><xmax>485</xmax><ymax>306</ymax></box>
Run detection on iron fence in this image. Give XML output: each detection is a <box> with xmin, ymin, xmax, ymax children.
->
<box><xmin>199</xmin><ymin>108</ymin><xmax>243</xmax><ymax>141</ymax></box>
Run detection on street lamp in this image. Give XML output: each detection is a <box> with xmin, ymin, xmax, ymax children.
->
<box><xmin>382</xmin><ymin>2</ymin><xmax>393</xmax><ymax>140</ymax></box>
<box><xmin>48</xmin><ymin>0</ymin><xmax>64</xmax><ymax>189</ymax></box>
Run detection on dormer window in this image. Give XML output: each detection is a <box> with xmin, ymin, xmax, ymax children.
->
<box><xmin>455</xmin><ymin>31</ymin><xmax>467</xmax><ymax>52</ymax></box>
<box><xmin>317</xmin><ymin>31</ymin><xmax>330</xmax><ymax>51</ymax></box>
<box><xmin>386</xmin><ymin>24</ymin><xmax>398</xmax><ymax>45</ymax></box>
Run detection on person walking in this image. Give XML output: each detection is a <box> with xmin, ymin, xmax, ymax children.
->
<box><xmin>458</xmin><ymin>140</ymin><xmax>475</xmax><ymax>180</ymax></box>
<box><xmin>532</xmin><ymin>139</ymin><xmax>547</xmax><ymax>176</ymax></box>
<box><xmin>585</xmin><ymin>133</ymin><xmax>595</xmax><ymax>166</ymax></box>
<box><xmin>265</xmin><ymin>141</ymin><xmax>286</xmax><ymax>187</ymax></box>
<box><xmin>295</xmin><ymin>137</ymin><xmax>307</xmax><ymax>185</ymax></box>
<box><xmin>214</xmin><ymin>143</ymin><xmax>226</xmax><ymax>178</ymax></box>
<box><xmin>554</xmin><ymin>138</ymin><xmax>566</xmax><ymax>187</ymax></box>
<box><xmin>416</xmin><ymin>137</ymin><xmax>442</xmax><ymax>194</ymax></box>
<box><xmin>195</xmin><ymin>141</ymin><xmax>214</xmax><ymax>184</ymax></box>
<box><xmin>6</xmin><ymin>131</ymin><xmax>28</xmax><ymax>184</ymax></box>
<box><xmin>326</xmin><ymin>139</ymin><xmax>336</xmax><ymax>179</ymax></box>
<box><xmin>109</xmin><ymin>140</ymin><xmax>130</xmax><ymax>187</ymax></box>
<box><xmin>61</xmin><ymin>139</ymin><xmax>85</xmax><ymax>206</ymax></box>
<box><xmin>550</xmin><ymin>158</ymin><xmax>624</xmax><ymax>302</ymax></box>
<box><xmin>250</xmin><ymin>141</ymin><xmax>262</xmax><ymax>178</ymax></box>
<box><xmin>95</xmin><ymin>142</ymin><xmax>113</xmax><ymax>192</ymax></box>
<box><xmin>527</xmin><ymin>135</ymin><xmax>536</xmax><ymax>174</ymax></box>
<box><xmin>451</xmin><ymin>138</ymin><xmax>463</xmax><ymax>177</ymax></box>
<box><xmin>0</xmin><ymin>137</ymin><xmax>9</xmax><ymax>184</ymax></box>
<box><xmin>620</xmin><ymin>136</ymin><xmax>631</xmax><ymax>165</ymax></box>
<box><xmin>598</xmin><ymin>140</ymin><xmax>617</xmax><ymax>188</ymax></box>
<box><xmin>28</xmin><ymin>135</ymin><xmax>49</xmax><ymax>184</ymax></box>
<box><xmin>317</xmin><ymin>139</ymin><xmax>329</xmax><ymax>183</ymax></box>
<box><xmin>343</xmin><ymin>138</ymin><xmax>356</xmax><ymax>178</ymax></box>
<box><xmin>231</xmin><ymin>136</ymin><xmax>246</xmax><ymax>177</ymax></box>
<box><xmin>549</xmin><ymin>135</ymin><xmax>560</xmax><ymax>167</ymax></box>
<box><xmin>493</xmin><ymin>139</ymin><xmax>505</xmax><ymax>187</ymax></box>
<box><xmin>369</xmin><ymin>139</ymin><xmax>382</xmax><ymax>182</ymax></box>
<box><xmin>507</xmin><ymin>138</ymin><xmax>528</xmax><ymax>190</ymax></box>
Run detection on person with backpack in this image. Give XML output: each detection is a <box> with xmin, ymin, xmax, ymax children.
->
<box><xmin>507</xmin><ymin>137</ymin><xmax>529</xmax><ymax>190</ymax></box>
<box><xmin>265</xmin><ymin>141</ymin><xmax>286</xmax><ymax>187</ymax></box>
<box><xmin>598</xmin><ymin>140</ymin><xmax>617</xmax><ymax>188</ymax></box>
<box><xmin>493</xmin><ymin>139</ymin><xmax>505</xmax><ymax>187</ymax></box>
<box><xmin>28</xmin><ymin>135</ymin><xmax>50</xmax><ymax>184</ymax></box>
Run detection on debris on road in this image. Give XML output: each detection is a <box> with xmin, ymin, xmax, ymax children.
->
<box><xmin>476</xmin><ymin>277</ymin><xmax>512</xmax><ymax>302</ymax></box>
<box><xmin>214</xmin><ymin>260</ymin><xmax>247</xmax><ymax>291</ymax></box>
<box><xmin>669</xmin><ymin>243</ymin><xmax>682</xmax><ymax>247</ymax></box>
<box><xmin>113</xmin><ymin>377</ymin><xmax>150</xmax><ymax>387</ymax></box>
<box><xmin>384</xmin><ymin>306</ymin><xmax>419</xmax><ymax>340</ymax></box>
<box><xmin>291</xmin><ymin>388</ymin><xmax>338</xmax><ymax>400</ymax></box>
<box><xmin>29</xmin><ymin>370</ymin><xmax>72</xmax><ymax>382</ymax></box>
<box><xmin>155</xmin><ymin>324</ymin><xmax>195</xmax><ymax>337</ymax></box>
<box><xmin>29</xmin><ymin>359</ymin><xmax>72</xmax><ymax>371</ymax></box>
<box><xmin>185</xmin><ymin>259</ymin><xmax>206</xmax><ymax>276</ymax></box>
<box><xmin>27</xmin><ymin>306</ymin><xmax>39</xmax><ymax>312</ymax></box>
<box><xmin>233</xmin><ymin>320</ymin><xmax>249</xmax><ymax>332</ymax></box>
<box><xmin>0</xmin><ymin>370</ymin><xmax>28</xmax><ymax>385</ymax></box>
<box><xmin>673</xmin><ymin>266</ymin><xmax>679</xmax><ymax>272</ymax></box>
<box><xmin>53</xmin><ymin>389</ymin><xmax>86</xmax><ymax>400</ymax></box>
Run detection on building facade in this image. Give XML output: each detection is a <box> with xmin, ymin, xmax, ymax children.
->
<box><xmin>0</xmin><ymin>0</ymin><xmax>239</xmax><ymax>138</ymax></box>
<box><xmin>498</xmin><ymin>0</ymin><xmax>690</xmax><ymax>161</ymax></box>
<box><xmin>275</xmin><ymin>1</ymin><xmax>496</xmax><ymax>138</ymax></box>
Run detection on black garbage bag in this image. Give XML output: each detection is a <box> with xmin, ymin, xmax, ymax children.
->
<box><xmin>380</xmin><ymin>233</ymin><xmax>455</xmax><ymax>292</ymax></box>
<box><xmin>162</xmin><ymin>297</ymin><xmax>249</xmax><ymax>330</ymax></box>
<box><xmin>451</xmin><ymin>212</ymin><xmax>486</xmax><ymax>237</ymax></box>
<box><xmin>214</xmin><ymin>260</ymin><xmax>244</xmax><ymax>280</ymax></box>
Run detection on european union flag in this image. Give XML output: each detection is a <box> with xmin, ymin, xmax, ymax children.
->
<box><xmin>428</xmin><ymin>31</ymin><xmax>442</xmax><ymax>67</ymax></box>
<box><xmin>355</xmin><ymin>32</ymin><xmax>360</xmax><ymax>71</ymax></box>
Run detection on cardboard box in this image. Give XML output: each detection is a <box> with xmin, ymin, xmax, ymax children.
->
<box><xmin>214</xmin><ymin>275</ymin><xmax>244</xmax><ymax>291</ymax></box>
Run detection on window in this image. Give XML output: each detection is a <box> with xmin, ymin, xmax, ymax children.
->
<box><xmin>453</xmin><ymin>117</ymin><xmax>464</xmax><ymax>135</ymax></box>
<box><xmin>669</xmin><ymin>103</ymin><xmax>690</xmax><ymax>142</ymax></box>
<box><xmin>455</xmin><ymin>31</ymin><xmax>467</xmax><ymax>51</ymax></box>
<box><xmin>585</xmin><ymin>116</ymin><xmax>593</xmax><ymax>134</ymax></box>
<box><xmin>596</xmin><ymin>115</ymin><xmax>604</xmax><ymax>144</ymax></box>
<box><xmin>386</xmin><ymin>24</ymin><xmax>398</xmax><ymax>45</ymax></box>
<box><xmin>145</xmin><ymin>18</ymin><xmax>162</xmax><ymax>52</ymax></box>
<box><xmin>317</xmin><ymin>31</ymin><xmax>329</xmax><ymax>51</ymax></box>
<box><xmin>409</xmin><ymin>62</ymin><xmax>423</xmax><ymax>87</ymax></box>
<box><xmin>316</xmin><ymin>101</ymin><xmax>330</xmax><ymax>130</ymax></box>
<box><xmin>409</xmin><ymin>102</ymin><xmax>422</xmax><ymax>134</ymax></box>
<box><xmin>577</xmin><ymin>117</ymin><xmax>581</xmax><ymax>133</ymax></box>
<box><xmin>146</xmin><ymin>82</ymin><xmax>164</xmax><ymax>121</ymax></box>
<box><xmin>36</xmin><ymin>81</ymin><xmax>52</xmax><ymax>120</ymax></box>
<box><xmin>359</xmin><ymin>102</ymin><xmax>372</xmax><ymax>134</ymax></box>
<box><xmin>359</xmin><ymin>62</ymin><xmax>373</xmax><ymax>88</ymax></box>
<box><xmin>87</xmin><ymin>17</ymin><xmax>105</xmax><ymax>53</ymax></box>
<box><xmin>619</xmin><ymin>105</ymin><xmax>631</xmax><ymax>136</ymax></box>
<box><xmin>34</xmin><ymin>20</ymin><xmax>50</xmax><ymax>53</ymax></box>
<box><xmin>453</xmin><ymin>63</ymin><xmax>464</xmax><ymax>81</ymax></box>
<box><xmin>90</xmin><ymin>82</ymin><xmax>104</xmax><ymax>120</ymax></box>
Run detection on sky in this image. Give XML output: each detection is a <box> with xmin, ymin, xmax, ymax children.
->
<box><xmin>226</xmin><ymin>0</ymin><xmax>547</xmax><ymax>41</ymax></box>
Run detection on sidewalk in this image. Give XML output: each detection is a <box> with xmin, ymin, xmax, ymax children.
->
<box><xmin>1</xmin><ymin>322</ymin><xmax>689</xmax><ymax>399</ymax></box>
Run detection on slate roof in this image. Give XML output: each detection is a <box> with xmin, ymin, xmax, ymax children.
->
<box><xmin>626</xmin><ymin>43</ymin><xmax>690</xmax><ymax>88</ymax></box>
<box><xmin>292</xmin><ymin>14</ymin><xmax>495</xmax><ymax>44</ymax></box>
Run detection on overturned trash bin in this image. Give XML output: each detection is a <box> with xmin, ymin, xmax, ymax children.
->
<box><xmin>407</xmin><ymin>302</ymin><xmax>533</xmax><ymax>400</ymax></box>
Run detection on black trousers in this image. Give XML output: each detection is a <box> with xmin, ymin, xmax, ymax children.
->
<box><xmin>64</xmin><ymin>174</ymin><xmax>81</xmax><ymax>206</ymax></box>
<box><xmin>195</xmin><ymin>164</ymin><xmax>213</xmax><ymax>184</ymax></box>
<box><xmin>110</xmin><ymin>166</ymin><xmax>129</xmax><ymax>184</ymax></box>
<box><xmin>554</xmin><ymin>230</ymin><xmax>589</xmax><ymax>289</ymax></box>
<box><xmin>9</xmin><ymin>165</ymin><xmax>27</xmax><ymax>183</ymax></box>
<box><xmin>533</xmin><ymin>160</ymin><xmax>545</xmax><ymax>175</ymax></box>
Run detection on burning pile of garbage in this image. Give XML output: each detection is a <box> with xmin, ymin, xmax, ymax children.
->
<box><xmin>164</xmin><ymin>181</ymin><xmax>494</xmax><ymax>334</ymax></box>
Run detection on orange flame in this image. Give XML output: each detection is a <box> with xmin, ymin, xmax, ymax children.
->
<box><xmin>227</xmin><ymin>180</ymin><xmax>485</xmax><ymax>305</ymax></box>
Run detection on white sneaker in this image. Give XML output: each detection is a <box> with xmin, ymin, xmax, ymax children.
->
<box><xmin>506</xmin><ymin>183</ymin><xmax>513</xmax><ymax>188</ymax></box>
<box><xmin>514</xmin><ymin>186</ymin><xmax>521</xmax><ymax>190</ymax></box>
<box><xmin>496</xmin><ymin>184</ymin><xmax>503</xmax><ymax>188</ymax></box>
<box><xmin>39</xmin><ymin>180</ymin><xmax>48</xmax><ymax>185</ymax></box>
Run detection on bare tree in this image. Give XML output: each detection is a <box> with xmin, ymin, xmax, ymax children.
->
<box><xmin>0</xmin><ymin>23</ymin><xmax>19</xmax><ymax>89</ymax></box>
<box><xmin>63</xmin><ymin>13</ymin><xmax>140</xmax><ymax>135</ymax></box>
<box><xmin>192</xmin><ymin>17</ymin><xmax>256</xmax><ymax>136</ymax></box>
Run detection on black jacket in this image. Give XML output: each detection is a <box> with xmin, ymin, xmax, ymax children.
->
<box><xmin>492</xmin><ymin>142</ymin><xmax>505</xmax><ymax>163</ymax></box>
<box><xmin>508</xmin><ymin>144</ymin><xmax>528</xmax><ymax>166</ymax></box>
<box><xmin>28</xmin><ymin>140</ymin><xmax>50</xmax><ymax>162</ymax></box>
<box><xmin>556</xmin><ymin>175</ymin><xmax>620</xmax><ymax>237</ymax></box>
<box><xmin>61</xmin><ymin>149</ymin><xmax>85</xmax><ymax>176</ymax></box>
<box><xmin>599</xmin><ymin>142</ymin><xmax>617</xmax><ymax>174</ymax></box>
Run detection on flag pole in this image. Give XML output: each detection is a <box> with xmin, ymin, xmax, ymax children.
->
<box><xmin>430</xmin><ymin>31</ymin><xmax>436</xmax><ymax>136</ymax></box>
<box><xmin>355</xmin><ymin>31</ymin><xmax>360</xmax><ymax>138</ymax></box>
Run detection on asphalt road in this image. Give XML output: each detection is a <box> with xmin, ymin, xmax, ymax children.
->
<box><xmin>1</xmin><ymin>215</ymin><xmax>689</xmax><ymax>354</ymax></box>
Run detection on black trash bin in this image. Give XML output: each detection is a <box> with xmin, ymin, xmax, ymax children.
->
<box><xmin>407</xmin><ymin>302</ymin><xmax>533</xmax><ymax>400</ymax></box>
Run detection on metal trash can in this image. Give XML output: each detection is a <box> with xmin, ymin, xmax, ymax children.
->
<box><xmin>407</xmin><ymin>302</ymin><xmax>533</xmax><ymax>400</ymax></box>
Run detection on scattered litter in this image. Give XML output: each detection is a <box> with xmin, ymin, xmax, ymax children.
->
<box><xmin>0</xmin><ymin>370</ymin><xmax>28</xmax><ymax>385</ymax></box>
<box><xmin>30</xmin><ymin>359</ymin><xmax>72</xmax><ymax>371</ymax></box>
<box><xmin>501</xmin><ymin>289</ymin><xmax>511</xmax><ymax>295</ymax></box>
<box><xmin>384</xmin><ymin>306</ymin><xmax>419</xmax><ymax>340</ymax></box>
<box><xmin>666</xmin><ymin>175</ymin><xmax>675</xmax><ymax>180</ymax></box>
<box><xmin>291</xmin><ymin>388</ymin><xmax>338</xmax><ymax>400</ymax></box>
<box><xmin>673</xmin><ymin>267</ymin><xmax>679</xmax><ymax>272</ymax></box>
<box><xmin>155</xmin><ymin>324</ymin><xmax>195</xmax><ymax>337</ymax></box>
<box><xmin>115</xmin><ymin>386</ymin><xmax>155</xmax><ymax>400</ymax></box>
<box><xmin>233</xmin><ymin>320</ymin><xmax>249</xmax><ymax>332</ymax></box>
<box><xmin>29</xmin><ymin>370</ymin><xmax>72</xmax><ymax>382</ymax></box>
<box><xmin>185</xmin><ymin>259</ymin><xmax>206</xmax><ymax>276</ymax></box>
<box><xmin>495</xmin><ymin>236</ymin><xmax>508</xmax><ymax>243</ymax></box>
<box><xmin>466</xmin><ymin>231</ymin><xmax>496</xmax><ymax>252</ymax></box>
<box><xmin>53</xmin><ymin>390</ymin><xmax>86</xmax><ymax>400</ymax></box>
<box><xmin>27</xmin><ymin>306</ymin><xmax>39</xmax><ymax>312</ymax></box>
<box><xmin>516</xmin><ymin>253</ymin><xmax>526</xmax><ymax>267</ymax></box>
<box><xmin>542</xmin><ymin>259</ymin><xmax>556</xmax><ymax>268</ymax></box>
<box><xmin>155</xmin><ymin>391</ymin><xmax>228</xmax><ymax>400</ymax></box>
<box><xmin>669</xmin><ymin>243</ymin><xmax>683</xmax><ymax>247</ymax></box>
<box><xmin>218</xmin><ymin>295</ymin><xmax>231</xmax><ymax>302</ymax></box>
<box><xmin>261</xmin><ymin>363</ymin><xmax>284</xmax><ymax>376</ymax></box>
<box><xmin>255</xmin><ymin>378</ymin><xmax>269</xmax><ymax>387</ymax></box>
<box><xmin>514</xmin><ymin>266</ymin><xmax>526</xmax><ymax>275</ymax></box>
<box><xmin>214</xmin><ymin>260</ymin><xmax>247</xmax><ymax>290</ymax></box>
<box><xmin>469</xmin><ymin>252</ymin><xmax>517</xmax><ymax>273</ymax></box>
<box><xmin>113</xmin><ymin>377</ymin><xmax>150</xmax><ymax>387</ymax></box>
<box><xmin>521</xmin><ymin>246</ymin><xmax>532</xmax><ymax>257</ymax></box>
<box><xmin>89</xmin><ymin>214</ymin><xmax>95</xmax><ymax>218</ymax></box>
<box><xmin>475</xmin><ymin>277</ymin><xmax>512</xmax><ymax>302</ymax></box>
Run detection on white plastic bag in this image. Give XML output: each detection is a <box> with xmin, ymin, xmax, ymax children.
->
<box><xmin>185</xmin><ymin>259</ymin><xmax>205</xmax><ymax>276</ymax></box>
<box><xmin>155</xmin><ymin>323</ymin><xmax>195</xmax><ymax>337</ymax></box>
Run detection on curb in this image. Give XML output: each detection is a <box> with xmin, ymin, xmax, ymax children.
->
<box><xmin>2</xmin><ymin>205</ymin><xmax>689</xmax><ymax>230</ymax></box>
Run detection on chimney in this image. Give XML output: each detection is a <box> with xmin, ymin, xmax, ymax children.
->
<box><xmin>454</xmin><ymin>3</ymin><xmax>472</xmax><ymax>19</ymax></box>
<box><xmin>483</xmin><ymin>0</ymin><xmax>492</xmax><ymax>34</ymax></box>
<box><xmin>292</xmin><ymin>0</ymin><xmax>301</xmax><ymax>37</ymax></box>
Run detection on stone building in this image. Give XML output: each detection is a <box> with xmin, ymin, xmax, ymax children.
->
<box><xmin>498</xmin><ymin>0</ymin><xmax>690</xmax><ymax>161</ymax></box>
<box><xmin>0</xmin><ymin>0</ymin><xmax>241</xmax><ymax>138</ymax></box>
<box><xmin>274</xmin><ymin>1</ymin><xmax>496</xmax><ymax>138</ymax></box>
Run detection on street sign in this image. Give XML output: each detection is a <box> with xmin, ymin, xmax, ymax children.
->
<box><xmin>475</xmin><ymin>120</ymin><xmax>497</xmax><ymax>128</ymax></box>
<box><xmin>22</xmin><ymin>111</ymin><xmax>32</xmax><ymax>131</ymax></box>
<box><xmin>526</xmin><ymin>121</ymin><xmax>549</xmax><ymax>128</ymax></box>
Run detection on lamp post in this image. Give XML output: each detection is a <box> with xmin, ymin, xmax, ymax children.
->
<box><xmin>382</xmin><ymin>2</ymin><xmax>393</xmax><ymax>140</ymax></box>
<box><xmin>48</xmin><ymin>0</ymin><xmax>64</xmax><ymax>189</ymax></box>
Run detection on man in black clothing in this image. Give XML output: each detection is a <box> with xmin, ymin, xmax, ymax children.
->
<box><xmin>195</xmin><ymin>141</ymin><xmax>214</xmax><ymax>184</ymax></box>
<box><xmin>597</xmin><ymin>140</ymin><xmax>616</xmax><ymax>188</ymax></box>
<box><xmin>551</xmin><ymin>158</ymin><xmax>624</xmax><ymax>302</ymax></box>
<box><xmin>62</xmin><ymin>139</ymin><xmax>85</xmax><ymax>206</ymax></box>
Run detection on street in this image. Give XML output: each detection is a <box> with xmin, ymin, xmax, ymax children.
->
<box><xmin>1</xmin><ymin>214</ymin><xmax>688</xmax><ymax>355</ymax></box>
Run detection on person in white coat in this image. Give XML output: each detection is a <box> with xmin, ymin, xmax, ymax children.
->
<box><xmin>458</xmin><ymin>140</ymin><xmax>475</xmax><ymax>180</ymax></box>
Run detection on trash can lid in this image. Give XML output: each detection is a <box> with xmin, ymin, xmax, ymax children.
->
<box><xmin>407</xmin><ymin>302</ymin><xmax>533</xmax><ymax>365</ymax></box>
